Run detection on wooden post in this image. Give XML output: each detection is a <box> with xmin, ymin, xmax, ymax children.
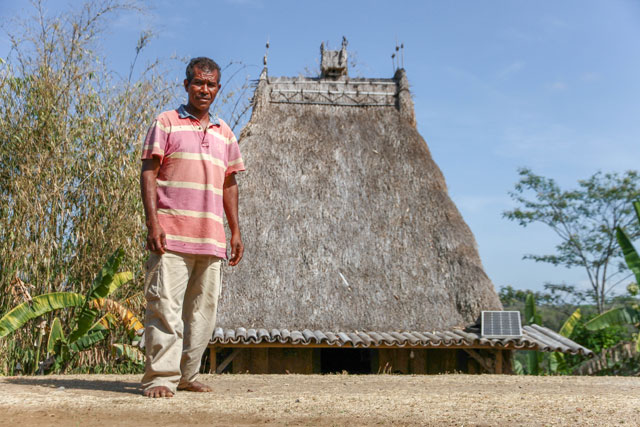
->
<box><xmin>211</xmin><ymin>347</ymin><xmax>217</xmax><ymax>374</ymax></box>
<box><xmin>495</xmin><ymin>350</ymin><xmax>503</xmax><ymax>374</ymax></box>
<box><xmin>394</xmin><ymin>349</ymin><xmax>410</xmax><ymax>374</ymax></box>
<box><xmin>502</xmin><ymin>350</ymin><xmax>514</xmax><ymax>374</ymax></box>
<box><xmin>253</xmin><ymin>348</ymin><xmax>269</xmax><ymax>374</ymax></box>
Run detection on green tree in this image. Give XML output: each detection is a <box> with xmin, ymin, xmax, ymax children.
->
<box><xmin>504</xmin><ymin>169</ymin><xmax>640</xmax><ymax>313</ymax></box>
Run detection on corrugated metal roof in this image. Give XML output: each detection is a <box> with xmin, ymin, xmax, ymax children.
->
<box><xmin>210</xmin><ymin>324</ymin><xmax>593</xmax><ymax>357</ymax></box>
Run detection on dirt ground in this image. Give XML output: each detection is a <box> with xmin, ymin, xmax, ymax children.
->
<box><xmin>0</xmin><ymin>374</ymin><xmax>639</xmax><ymax>426</ymax></box>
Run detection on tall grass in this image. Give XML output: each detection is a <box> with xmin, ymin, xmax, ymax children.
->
<box><xmin>0</xmin><ymin>0</ymin><xmax>176</xmax><ymax>374</ymax></box>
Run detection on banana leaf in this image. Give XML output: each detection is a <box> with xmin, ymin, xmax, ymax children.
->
<box><xmin>97</xmin><ymin>312</ymin><xmax>118</xmax><ymax>329</ymax></box>
<box><xmin>523</xmin><ymin>293</ymin><xmax>543</xmax><ymax>374</ymax></box>
<box><xmin>112</xmin><ymin>343</ymin><xmax>144</xmax><ymax>362</ymax></box>
<box><xmin>68</xmin><ymin>249</ymin><xmax>132</xmax><ymax>343</ymax></box>
<box><xmin>90</xmin><ymin>298</ymin><xmax>143</xmax><ymax>334</ymax></box>
<box><xmin>616</xmin><ymin>225</ymin><xmax>640</xmax><ymax>286</ymax></box>
<box><xmin>585</xmin><ymin>306</ymin><xmax>640</xmax><ymax>331</ymax></box>
<box><xmin>69</xmin><ymin>322</ymin><xmax>109</xmax><ymax>352</ymax></box>
<box><xmin>524</xmin><ymin>293</ymin><xmax>541</xmax><ymax>324</ymax></box>
<box><xmin>558</xmin><ymin>308</ymin><xmax>581</xmax><ymax>337</ymax></box>
<box><xmin>513</xmin><ymin>359</ymin><xmax>524</xmax><ymax>375</ymax></box>
<box><xmin>88</xmin><ymin>249</ymin><xmax>127</xmax><ymax>300</ymax></box>
<box><xmin>550</xmin><ymin>351</ymin><xmax>569</xmax><ymax>373</ymax></box>
<box><xmin>527</xmin><ymin>351</ymin><xmax>540</xmax><ymax>375</ymax></box>
<box><xmin>0</xmin><ymin>292</ymin><xmax>84</xmax><ymax>338</ymax></box>
<box><xmin>47</xmin><ymin>317</ymin><xmax>65</xmax><ymax>354</ymax></box>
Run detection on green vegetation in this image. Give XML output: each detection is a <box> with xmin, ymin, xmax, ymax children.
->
<box><xmin>510</xmin><ymin>291</ymin><xmax>583</xmax><ymax>375</ymax></box>
<box><xmin>501</xmin><ymin>284</ymin><xmax>638</xmax><ymax>375</ymax></box>
<box><xmin>0</xmin><ymin>0</ymin><xmax>253</xmax><ymax>375</ymax></box>
<box><xmin>585</xmin><ymin>201</ymin><xmax>640</xmax><ymax>352</ymax></box>
<box><xmin>0</xmin><ymin>249</ymin><xmax>143</xmax><ymax>374</ymax></box>
<box><xmin>500</xmin><ymin>209</ymin><xmax>640</xmax><ymax>377</ymax></box>
<box><xmin>504</xmin><ymin>169</ymin><xmax>640</xmax><ymax>313</ymax></box>
<box><xmin>0</xmin><ymin>0</ymin><xmax>173</xmax><ymax>375</ymax></box>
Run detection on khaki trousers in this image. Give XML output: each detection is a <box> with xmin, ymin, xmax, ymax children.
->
<box><xmin>141</xmin><ymin>251</ymin><xmax>222</xmax><ymax>393</ymax></box>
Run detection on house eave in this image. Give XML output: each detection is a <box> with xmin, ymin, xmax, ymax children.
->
<box><xmin>209</xmin><ymin>324</ymin><xmax>593</xmax><ymax>357</ymax></box>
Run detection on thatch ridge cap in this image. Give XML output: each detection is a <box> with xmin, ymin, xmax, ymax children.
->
<box><xmin>267</xmin><ymin>76</ymin><xmax>397</xmax><ymax>84</ymax></box>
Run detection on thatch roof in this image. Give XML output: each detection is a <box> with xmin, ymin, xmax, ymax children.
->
<box><xmin>218</xmin><ymin>49</ymin><xmax>502</xmax><ymax>332</ymax></box>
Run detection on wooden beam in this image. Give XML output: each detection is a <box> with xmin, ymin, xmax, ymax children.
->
<box><xmin>216</xmin><ymin>348</ymin><xmax>241</xmax><ymax>374</ymax></box>
<box><xmin>463</xmin><ymin>349</ymin><xmax>492</xmax><ymax>373</ymax></box>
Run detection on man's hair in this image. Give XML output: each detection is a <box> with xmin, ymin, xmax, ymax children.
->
<box><xmin>185</xmin><ymin>57</ymin><xmax>221</xmax><ymax>83</ymax></box>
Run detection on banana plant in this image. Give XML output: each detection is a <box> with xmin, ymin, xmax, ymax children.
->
<box><xmin>0</xmin><ymin>249</ymin><xmax>139</xmax><ymax>372</ymax></box>
<box><xmin>520</xmin><ymin>293</ymin><xmax>582</xmax><ymax>374</ymax></box>
<box><xmin>549</xmin><ymin>308</ymin><xmax>581</xmax><ymax>373</ymax></box>
<box><xmin>524</xmin><ymin>293</ymin><xmax>543</xmax><ymax>374</ymax></box>
<box><xmin>617</xmin><ymin>201</ymin><xmax>640</xmax><ymax>285</ymax></box>
<box><xmin>586</xmin><ymin>304</ymin><xmax>640</xmax><ymax>351</ymax></box>
<box><xmin>585</xmin><ymin>201</ymin><xmax>640</xmax><ymax>351</ymax></box>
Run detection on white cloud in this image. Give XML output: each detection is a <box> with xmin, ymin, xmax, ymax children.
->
<box><xmin>548</xmin><ymin>81</ymin><xmax>567</xmax><ymax>90</ymax></box>
<box><xmin>580</xmin><ymin>72</ymin><xmax>600</xmax><ymax>82</ymax></box>
<box><xmin>499</xmin><ymin>27</ymin><xmax>538</xmax><ymax>43</ymax></box>
<box><xmin>541</xmin><ymin>16</ymin><xmax>571</xmax><ymax>31</ymax></box>
<box><xmin>497</xmin><ymin>61</ymin><xmax>525</xmax><ymax>79</ymax></box>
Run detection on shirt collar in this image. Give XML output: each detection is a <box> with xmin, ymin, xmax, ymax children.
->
<box><xmin>177</xmin><ymin>104</ymin><xmax>220</xmax><ymax>126</ymax></box>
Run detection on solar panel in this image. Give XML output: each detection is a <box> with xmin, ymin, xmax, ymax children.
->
<box><xmin>481</xmin><ymin>311</ymin><xmax>522</xmax><ymax>338</ymax></box>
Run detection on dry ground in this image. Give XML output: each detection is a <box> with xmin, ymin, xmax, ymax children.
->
<box><xmin>0</xmin><ymin>374</ymin><xmax>639</xmax><ymax>426</ymax></box>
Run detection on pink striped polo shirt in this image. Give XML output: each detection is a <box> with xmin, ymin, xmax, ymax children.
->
<box><xmin>141</xmin><ymin>105</ymin><xmax>245</xmax><ymax>258</ymax></box>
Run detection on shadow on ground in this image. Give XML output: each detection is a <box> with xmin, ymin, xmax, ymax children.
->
<box><xmin>4</xmin><ymin>377</ymin><xmax>140</xmax><ymax>395</ymax></box>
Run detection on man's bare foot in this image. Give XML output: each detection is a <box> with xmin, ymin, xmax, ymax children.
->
<box><xmin>143</xmin><ymin>385</ymin><xmax>174</xmax><ymax>398</ymax></box>
<box><xmin>177</xmin><ymin>380</ymin><xmax>212</xmax><ymax>392</ymax></box>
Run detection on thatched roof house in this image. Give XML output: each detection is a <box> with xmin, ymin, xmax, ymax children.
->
<box><xmin>207</xmin><ymin>41</ymin><xmax>592</xmax><ymax>374</ymax></box>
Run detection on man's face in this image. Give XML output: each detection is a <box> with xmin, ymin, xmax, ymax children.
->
<box><xmin>184</xmin><ymin>66</ymin><xmax>221</xmax><ymax>113</ymax></box>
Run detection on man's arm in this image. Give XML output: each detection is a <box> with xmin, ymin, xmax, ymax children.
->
<box><xmin>223</xmin><ymin>173</ymin><xmax>243</xmax><ymax>266</ymax></box>
<box><xmin>141</xmin><ymin>158</ymin><xmax>166</xmax><ymax>254</ymax></box>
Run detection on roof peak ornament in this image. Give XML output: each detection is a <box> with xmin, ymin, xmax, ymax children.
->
<box><xmin>263</xmin><ymin>38</ymin><xmax>269</xmax><ymax>67</ymax></box>
<box><xmin>391</xmin><ymin>41</ymin><xmax>405</xmax><ymax>73</ymax></box>
<box><xmin>320</xmin><ymin>36</ymin><xmax>348</xmax><ymax>79</ymax></box>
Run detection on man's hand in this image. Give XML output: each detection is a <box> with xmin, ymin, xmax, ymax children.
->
<box><xmin>146</xmin><ymin>223</ymin><xmax>167</xmax><ymax>255</ymax></box>
<box><xmin>228</xmin><ymin>233</ymin><xmax>243</xmax><ymax>266</ymax></box>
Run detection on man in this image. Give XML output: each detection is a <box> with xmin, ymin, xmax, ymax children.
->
<box><xmin>140</xmin><ymin>57</ymin><xmax>245</xmax><ymax>398</ymax></box>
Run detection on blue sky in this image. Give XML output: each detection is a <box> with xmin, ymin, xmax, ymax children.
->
<box><xmin>2</xmin><ymin>0</ymin><xmax>639</xmax><ymax>294</ymax></box>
